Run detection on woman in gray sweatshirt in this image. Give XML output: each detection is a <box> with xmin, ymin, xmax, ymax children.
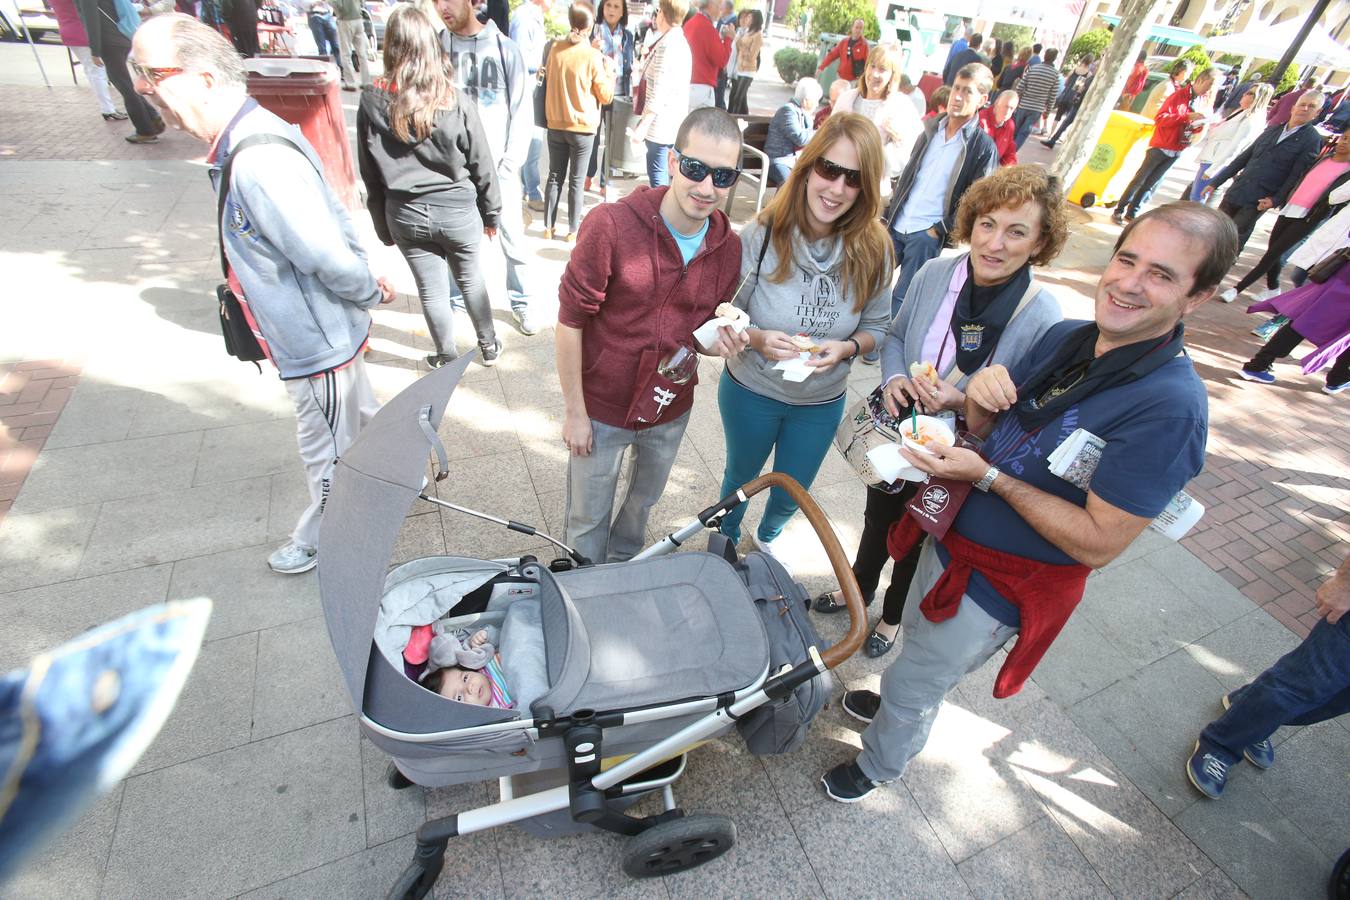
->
<box><xmin>717</xmin><ymin>114</ymin><xmax>894</xmax><ymax>558</ymax></box>
<box><xmin>812</xmin><ymin>164</ymin><xmax>1068</xmax><ymax>658</ymax></box>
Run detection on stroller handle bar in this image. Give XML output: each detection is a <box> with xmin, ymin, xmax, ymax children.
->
<box><xmin>734</xmin><ymin>472</ymin><xmax>867</xmax><ymax>669</ymax></box>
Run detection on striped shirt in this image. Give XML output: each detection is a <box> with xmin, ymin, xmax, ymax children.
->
<box><xmin>1015</xmin><ymin>63</ymin><xmax>1064</xmax><ymax>115</ymax></box>
<box><xmin>484</xmin><ymin>656</ymin><xmax>514</xmax><ymax>709</ymax></box>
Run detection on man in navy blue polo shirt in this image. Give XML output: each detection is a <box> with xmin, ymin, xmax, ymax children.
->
<box><xmin>821</xmin><ymin>203</ymin><xmax>1240</xmax><ymax>802</ymax></box>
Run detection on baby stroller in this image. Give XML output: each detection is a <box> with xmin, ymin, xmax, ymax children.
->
<box><xmin>317</xmin><ymin>357</ymin><xmax>866</xmax><ymax>899</ymax></box>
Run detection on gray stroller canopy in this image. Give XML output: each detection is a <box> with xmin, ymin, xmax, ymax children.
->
<box><xmin>317</xmin><ymin>355</ymin><xmax>512</xmax><ymax>732</ymax></box>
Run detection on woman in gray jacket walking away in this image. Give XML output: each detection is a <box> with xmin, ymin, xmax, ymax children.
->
<box><xmin>812</xmin><ymin>165</ymin><xmax>1066</xmax><ymax>657</ymax></box>
<box><xmin>357</xmin><ymin>4</ymin><xmax>503</xmax><ymax>367</ymax></box>
<box><xmin>716</xmin><ymin>113</ymin><xmax>893</xmax><ymax>563</ymax></box>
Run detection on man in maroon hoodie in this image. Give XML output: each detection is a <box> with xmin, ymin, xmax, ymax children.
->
<box><xmin>684</xmin><ymin>0</ymin><xmax>733</xmax><ymax>110</ymax></box>
<box><xmin>557</xmin><ymin>107</ymin><xmax>746</xmax><ymax>564</ymax></box>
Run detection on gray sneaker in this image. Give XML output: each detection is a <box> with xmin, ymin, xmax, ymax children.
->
<box><xmin>268</xmin><ymin>542</ymin><xmax>317</xmax><ymax>574</ymax></box>
<box><xmin>511</xmin><ymin>307</ymin><xmax>541</xmax><ymax>336</ymax></box>
<box><xmin>480</xmin><ymin>339</ymin><xmax>504</xmax><ymax>367</ymax></box>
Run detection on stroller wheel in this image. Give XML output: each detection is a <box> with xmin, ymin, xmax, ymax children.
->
<box><xmin>388</xmin><ymin>858</ymin><xmax>440</xmax><ymax>900</ymax></box>
<box><xmin>386</xmin><ymin>762</ymin><xmax>414</xmax><ymax>790</ymax></box>
<box><xmin>621</xmin><ymin>814</ymin><xmax>736</xmax><ymax>878</ymax></box>
<box><xmin>1331</xmin><ymin>846</ymin><xmax>1350</xmax><ymax>900</ymax></box>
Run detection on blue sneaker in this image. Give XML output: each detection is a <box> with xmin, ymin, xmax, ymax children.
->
<box><xmin>1238</xmin><ymin>368</ymin><xmax>1276</xmax><ymax>384</ymax></box>
<box><xmin>1222</xmin><ymin>693</ymin><xmax>1275</xmax><ymax>769</ymax></box>
<box><xmin>1186</xmin><ymin>741</ymin><xmax>1230</xmax><ymax>799</ymax></box>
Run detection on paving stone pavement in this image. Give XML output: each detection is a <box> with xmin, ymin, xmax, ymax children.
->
<box><xmin>2</xmin><ymin>40</ymin><xmax>1347</xmax><ymax>900</ymax></box>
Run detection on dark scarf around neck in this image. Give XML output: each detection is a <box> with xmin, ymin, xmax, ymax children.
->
<box><xmin>950</xmin><ymin>258</ymin><xmax>1032</xmax><ymax>374</ymax></box>
<box><xmin>1013</xmin><ymin>322</ymin><xmax>1186</xmax><ymax>431</ymax></box>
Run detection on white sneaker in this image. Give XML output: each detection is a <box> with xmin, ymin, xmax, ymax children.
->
<box><xmin>752</xmin><ymin>533</ymin><xmax>792</xmax><ymax>575</ymax></box>
<box><xmin>511</xmin><ymin>306</ymin><xmax>541</xmax><ymax>336</ymax></box>
<box><xmin>1219</xmin><ymin>288</ymin><xmax>1238</xmax><ymax>303</ymax></box>
<box><xmin>1252</xmin><ymin>287</ymin><xmax>1279</xmax><ymax>302</ymax></box>
<box><xmin>268</xmin><ymin>542</ymin><xmax>317</xmax><ymax>574</ymax></box>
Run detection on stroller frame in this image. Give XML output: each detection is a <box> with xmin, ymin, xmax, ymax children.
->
<box><xmin>383</xmin><ymin>473</ymin><xmax>867</xmax><ymax>898</ymax></box>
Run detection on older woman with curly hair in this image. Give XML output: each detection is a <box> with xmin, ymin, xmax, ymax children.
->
<box><xmin>813</xmin><ymin>165</ymin><xmax>1068</xmax><ymax>657</ymax></box>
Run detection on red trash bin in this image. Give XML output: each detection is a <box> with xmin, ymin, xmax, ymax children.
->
<box><xmin>243</xmin><ymin>57</ymin><xmax>360</xmax><ymax>212</ymax></box>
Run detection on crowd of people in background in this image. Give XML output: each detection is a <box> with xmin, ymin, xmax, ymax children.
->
<box><xmin>101</xmin><ymin>0</ymin><xmax>1348</xmax><ymax>819</ymax></box>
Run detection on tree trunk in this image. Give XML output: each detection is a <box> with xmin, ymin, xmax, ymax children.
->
<box><xmin>1048</xmin><ymin>0</ymin><xmax>1179</xmax><ymax>196</ymax></box>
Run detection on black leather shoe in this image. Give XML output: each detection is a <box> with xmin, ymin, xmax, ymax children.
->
<box><xmin>864</xmin><ymin>628</ymin><xmax>897</xmax><ymax>658</ymax></box>
<box><xmin>812</xmin><ymin>589</ymin><xmax>873</xmax><ymax>614</ymax></box>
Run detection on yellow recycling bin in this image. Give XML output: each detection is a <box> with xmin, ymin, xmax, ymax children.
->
<box><xmin>1068</xmin><ymin>111</ymin><xmax>1155</xmax><ymax>209</ymax></box>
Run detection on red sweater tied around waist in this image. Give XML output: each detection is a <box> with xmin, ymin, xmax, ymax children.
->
<box><xmin>888</xmin><ymin>515</ymin><xmax>1090</xmax><ymax>698</ymax></box>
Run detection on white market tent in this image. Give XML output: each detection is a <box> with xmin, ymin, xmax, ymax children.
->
<box><xmin>1206</xmin><ymin>17</ymin><xmax>1350</xmax><ymax>70</ymax></box>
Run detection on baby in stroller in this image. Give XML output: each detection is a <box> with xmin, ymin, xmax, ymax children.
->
<box><xmin>405</xmin><ymin>624</ymin><xmax>513</xmax><ymax>709</ymax></box>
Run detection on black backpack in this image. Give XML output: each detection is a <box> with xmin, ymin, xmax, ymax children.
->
<box><xmin>708</xmin><ymin>534</ymin><xmax>831</xmax><ymax>755</ymax></box>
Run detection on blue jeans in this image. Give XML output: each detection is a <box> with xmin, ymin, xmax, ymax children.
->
<box><xmin>1011</xmin><ymin>106</ymin><xmax>1041</xmax><ymax>149</ymax></box>
<box><xmin>646</xmin><ymin>140</ymin><xmax>673</xmax><ymax>187</ymax></box>
<box><xmin>890</xmin><ymin>226</ymin><xmax>943</xmax><ymax>319</ymax></box>
<box><xmin>307</xmin><ymin>12</ymin><xmax>338</xmax><ymax>57</ymax></box>
<box><xmin>716</xmin><ymin>371</ymin><xmax>847</xmax><ymax>544</ymax></box>
<box><xmin>0</xmin><ymin>600</ymin><xmax>211</xmax><ymax>882</ymax></box>
<box><xmin>767</xmin><ymin>159</ymin><xmax>792</xmax><ymax>187</ymax></box>
<box><xmin>1189</xmin><ymin>162</ymin><xmax>1214</xmax><ymax>203</ymax></box>
<box><xmin>522</xmin><ymin>126</ymin><xmax>543</xmax><ymax>201</ymax></box>
<box><xmin>1199</xmin><ymin>613</ymin><xmax>1350</xmax><ymax>766</ymax></box>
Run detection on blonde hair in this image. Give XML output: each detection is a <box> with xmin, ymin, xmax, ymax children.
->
<box><xmin>659</xmin><ymin>0</ymin><xmax>688</xmax><ymax>26</ymax></box>
<box><xmin>382</xmin><ymin>4</ymin><xmax>456</xmax><ymax>143</ymax></box>
<box><xmin>1244</xmin><ymin>83</ymin><xmax>1275</xmax><ymax>116</ymax></box>
<box><xmin>758</xmin><ymin>113</ymin><xmax>893</xmax><ymax>311</ymax></box>
<box><xmin>859</xmin><ymin>42</ymin><xmax>903</xmax><ymax>100</ymax></box>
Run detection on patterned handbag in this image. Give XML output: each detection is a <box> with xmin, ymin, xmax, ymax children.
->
<box><xmin>833</xmin><ymin>385</ymin><xmax>909</xmax><ymax>494</ymax></box>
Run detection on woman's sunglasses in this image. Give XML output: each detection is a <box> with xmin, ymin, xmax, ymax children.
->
<box><xmin>812</xmin><ymin>157</ymin><xmax>863</xmax><ymax>189</ymax></box>
<box><xmin>673</xmin><ymin>150</ymin><xmax>741</xmax><ymax>188</ymax></box>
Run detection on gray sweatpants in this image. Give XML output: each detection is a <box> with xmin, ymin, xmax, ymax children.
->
<box><xmin>284</xmin><ymin>354</ymin><xmax>380</xmax><ymax>551</ymax></box>
<box><xmin>858</xmin><ymin>539</ymin><xmax>1019</xmax><ymax>783</ymax></box>
<box><xmin>564</xmin><ymin>412</ymin><xmax>689</xmax><ymax>565</ymax></box>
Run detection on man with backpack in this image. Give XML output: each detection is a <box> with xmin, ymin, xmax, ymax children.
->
<box><xmin>130</xmin><ymin>13</ymin><xmax>395</xmax><ymax>575</ymax></box>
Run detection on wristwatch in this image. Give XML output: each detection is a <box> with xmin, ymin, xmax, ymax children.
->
<box><xmin>973</xmin><ymin>465</ymin><xmax>1000</xmax><ymax>493</ymax></box>
<box><xmin>846</xmin><ymin>337</ymin><xmax>861</xmax><ymax>359</ymax></box>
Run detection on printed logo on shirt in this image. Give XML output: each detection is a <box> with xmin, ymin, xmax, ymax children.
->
<box><xmin>448</xmin><ymin>49</ymin><xmax>504</xmax><ymax>107</ymax></box>
<box><xmin>794</xmin><ymin>268</ymin><xmax>843</xmax><ymax>333</ymax></box>
<box><xmin>226</xmin><ymin>199</ymin><xmax>257</xmax><ymax>240</ymax></box>
<box><xmin>987</xmin><ymin>407</ymin><xmax>1080</xmax><ymax>478</ymax></box>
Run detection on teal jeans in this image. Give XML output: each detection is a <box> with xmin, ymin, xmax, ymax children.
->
<box><xmin>716</xmin><ymin>370</ymin><xmax>847</xmax><ymax>544</ymax></box>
